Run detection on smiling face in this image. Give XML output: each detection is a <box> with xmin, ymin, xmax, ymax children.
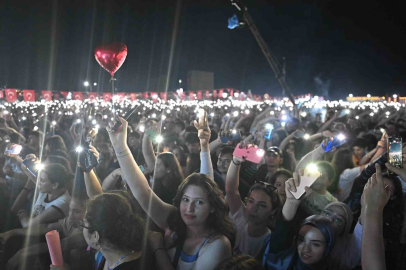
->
<box><xmin>244</xmin><ymin>189</ymin><xmax>273</xmax><ymax>225</ymax></box>
<box><xmin>297</xmin><ymin>225</ymin><xmax>326</xmax><ymax>265</ymax></box>
<box><xmin>180</xmin><ymin>185</ymin><xmax>212</xmax><ymax>227</ymax></box>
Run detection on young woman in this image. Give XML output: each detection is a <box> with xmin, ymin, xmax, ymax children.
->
<box><xmin>264</xmin><ymin>215</ymin><xmax>338</xmax><ymax>270</ymax></box>
<box><xmin>11</xmin><ymin>162</ymin><xmax>71</xmax><ymax>228</ymax></box>
<box><xmin>107</xmin><ymin>115</ymin><xmax>235</xmax><ymax>270</ymax></box>
<box><xmin>152</xmin><ymin>152</ymin><xmax>184</xmax><ymax>204</ymax></box>
<box><xmin>80</xmin><ymin>193</ymin><xmax>148</xmax><ymax>270</ymax></box>
<box><xmin>268</xmin><ymin>169</ymin><xmax>293</xmax><ymax>205</ymax></box>
<box><xmin>226</xmin><ymin>155</ymin><xmax>281</xmax><ymax>257</ymax></box>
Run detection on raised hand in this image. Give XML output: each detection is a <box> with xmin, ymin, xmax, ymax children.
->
<box><xmin>106</xmin><ymin>116</ymin><xmax>128</xmax><ymax>152</ymax></box>
<box><xmin>285</xmin><ymin>169</ymin><xmax>313</xmax><ymax>201</ymax></box>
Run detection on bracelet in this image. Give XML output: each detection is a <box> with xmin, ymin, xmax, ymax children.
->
<box><xmin>115</xmin><ymin>148</ymin><xmax>130</xmax><ymax>155</ymax></box>
<box><xmin>232</xmin><ymin>159</ymin><xmax>241</xmax><ymax>166</ymax></box>
<box><xmin>154</xmin><ymin>247</ymin><xmax>166</xmax><ymax>255</ymax></box>
<box><xmin>23</xmin><ymin>187</ymin><xmax>33</xmax><ymax>192</ymax></box>
<box><xmin>115</xmin><ymin>149</ymin><xmax>131</xmax><ymax>157</ymax></box>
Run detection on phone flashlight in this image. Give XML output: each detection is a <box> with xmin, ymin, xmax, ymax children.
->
<box><xmin>304</xmin><ymin>134</ymin><xmax>310</xmax><ymax>140</ymax></box>
<box><xmin>307</xmin><ymin>163</ymin><xmax>319</xmax><ymax>173</ymax></box>
<box><xmin>256</xmin><ymin>149</ymin><xmax>265</xmax><ymax>157</ymax></box>
<box><xmin>337</xmin><ymin>134</ymin><xmax>346</xmax><ymax>141</ymax></box>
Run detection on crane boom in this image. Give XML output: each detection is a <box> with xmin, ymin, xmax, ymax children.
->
<box><xmin>231</xmin><ymin>0</ymin><xmax>295</xmax><ymax>103</ymax></box>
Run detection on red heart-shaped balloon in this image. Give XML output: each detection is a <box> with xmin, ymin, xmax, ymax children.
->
<box><xmin>94</xmin><ymin>43</ymin><xmax>128</xmax><ymax>77</ymax></box>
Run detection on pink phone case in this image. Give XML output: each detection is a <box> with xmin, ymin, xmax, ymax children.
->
<box><xmin>289</xmin><ymin>168</ymin><xmax>321</xmax><ymax>199</ymax></box>
<box><xmin>233</xmin><ymin>143</ymin><xmax>265</xmax><ymax>164</ymax></box>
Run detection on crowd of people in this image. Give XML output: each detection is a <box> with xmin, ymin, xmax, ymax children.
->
<box><xmin>0</xmin><ymin>96</ymin><xmax>405</xmax><ymax>270</ymax></box>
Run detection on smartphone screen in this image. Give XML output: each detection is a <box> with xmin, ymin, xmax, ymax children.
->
<box><xmin>290</xmin><ymin>166</ymin><xmax>321</xmax><ymax>199</ymax></box>
<box><xmin>199</xmin><ymin>110</ymin><xmax>207</xmax><ymax>128</ymax></box>
<box><xmin>388</xmin><ymin>137</ymin><xmax>402</xmax><ymax>169</ymax></box>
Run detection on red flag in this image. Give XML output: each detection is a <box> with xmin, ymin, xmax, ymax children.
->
<box><xmin>197</xmin><ymin>91</ymin><xmax>203</xmax><ymax>100</ymax></box>
<box><xmin>142</xmin><ymin>92</ymin><xmax>149</xmax><ymax>99</ymax></box>
<box><xmin>73</xmin><ymin>92</ymin><xmax>83</xmax><ymax>100</ymax></box>
<box><xmin>205</xmin><ymin>90</ymin><xmax>211</xmax><ymax>99</ymax></box>
<box><xmin>0</xmin><ymin>90</ymin><xmax>4</xmax><ymax>99</ymax></box>
<box><xmin>129</xmin><ymin>93</ymin><xmax>137</xmax><ymax>101</ymax></box>
<box><xmin>228</xmin><ymin>89</ymin><xmax>234</xmax><ymax>98</ymax></box>
<box><xmin>180</xmin><ymin>91</ymin><xmax>186</xmax><ymax>101</ymax></box>
<box><xmin>88</xmin><ymin>92</ymin><xmax>98</xmax><ymax>100</ymax></box>
<box><xmin>114</xmin><ymin>93</ymin><xmax>126</xmax><ymax>102</ymax></box>
<box><xmin>188</xmin><ymin>91</ymin><xmax>195</xmax><ymax>100</ymax></box>
<box><xmin>23</xmin><ymin>90</ymin><xmax>35</xmax><ymax>102</ymax></box>
<box><xmin>151</xmin><ymin>92</ymin><xmax>158</xmax><ymax>102</ymax></box>
<box><xmin>213</xmin><ymin>90</ymin><xmax>218</xmax><ymax>98</ymax></box>
<box><xmin>103</xmin><ymin>93</ymin><xmax>112</xmax><ymax>102</ymax></box>
<box><xmin>41</xmin><ymin>90</ymin><xmax>52</xmax><ymax>101</ymax></box>
<box><xmin>5</xmin><ymin>89</ymin><xmax>17</xmax><ymax>102</ymax></box>
<box><xmin>160</xmin><ymin>92</ymin><xmax>168</xmax><ymax>102</ymax></box>
<box><xmin>218</xmin><ymin>89</ymin><xmax>224</xmax><ymax>98</ymax></box>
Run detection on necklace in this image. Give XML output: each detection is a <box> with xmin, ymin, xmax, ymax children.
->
<box><xmin>107</xmin><ymin>250</ymin><xmax>135</xmax><ymax>270</ymax></box>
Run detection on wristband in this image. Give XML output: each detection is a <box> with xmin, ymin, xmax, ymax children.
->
<box><xmin>116</xmin><ymin>149</ymin><xmax>131</xmax><ymax>157</ymax></box>
<box><xmin>232</xmin><ymin>159</ymin><xmax>241</xmax><ymax>166</ymax></box>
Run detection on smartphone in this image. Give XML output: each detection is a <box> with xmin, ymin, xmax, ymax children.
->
<box><xmin>233</xmin><ymin>143</ymin><xmax>265</xmax><ymax>164</ymax></box>
<box><xmin>22</xmin><ymin>158</ymin><xmax>38</xmax><ymax>178</ymax></box>
<box><xmin>198</xmin><ymin>110</ymin><xmax>207</xmax><ymax>129</ymax></box>
<box><xmin>323</xmin><ymin>134</ymin><xmax>346</xmax><ymax>153</ymax></box>
<box><xmin>264</xmin><ymin>124</ymin><xmax>274</xmax><ymax>139</ymax></box>
<box><xmin>111</xmin><ymin>106</ymin><xmax>138</xmax><ymax>132</ymax></box>
<box><xmin>5</xmin><ymin>144</ymin><xmax>22</xmax><ymax>155</ymax></box>
<box><xmin>388</xmin><ymin>137</ymin><xmax>402</xmax><ymax>173</ymax></box>
<box><xmin>290</xmin><ymin>165</ymin><xmax>322</xmax><ymax>200</ymax></box>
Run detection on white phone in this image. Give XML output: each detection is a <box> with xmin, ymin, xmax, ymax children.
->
<box><xmin>290</xmin><ymin>165</ymin><xmax>321</xmax><ymax>199</ymax></box>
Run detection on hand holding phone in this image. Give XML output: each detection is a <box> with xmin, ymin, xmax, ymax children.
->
<box><xmin>5</xmin><ymin>144</ymin><xmax>22</xmax><ymax>156</ymax></box>
<box><xmin>388</xmin><ymin>137</ymin><xmax>403</xmax><ymax>174</ymax></box>
<box><xmin>322</xmin><ymin>134</ymin><xmax>346</xmax><ymax>153</ymax></box>
<box><xmin>288</xmin><ymin>164</ymin><xmax>321</xmax><ymax>200</ymax></box>
<box><xmin>233</xmin><ymin>143</ymin><xmax>265</xmax><ymax>164</ymax></box>
<box><xmin>111</xmin><ymin>106</ymin><xmax>138</xmax><ymax>133</ymax></box>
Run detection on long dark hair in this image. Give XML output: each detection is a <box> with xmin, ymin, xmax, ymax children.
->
<box><xmin>85</xmin><ymin>193</ymin><xmax>145</xmax><ymax>252</ymax></box>
<box><xmin>330</xmin><ymin>148</ymin><xmax>354</xmax><ymax>194</ymax></box>
<box><xmin>156</xmin><ymin>152</ymin><xmax>184</xmax><ymax>189</ymax></box>
<box><xmin>45</xmin><ymin>135</ymin><xmax>68</xmax><ymax>153</ymax></box>
<box><xmin>168</xmin><ymin>173</ymin><xmax>236</xmax><ymax>248</ymax></box>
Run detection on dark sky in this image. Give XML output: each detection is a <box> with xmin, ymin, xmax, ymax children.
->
<box><xmin>1</xmin><ymin>0</ymin><xmax>405</xmax><ymax>98</ymax></box>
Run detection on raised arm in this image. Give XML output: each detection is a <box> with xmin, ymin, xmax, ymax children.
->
<box><xmin>295</xmin><ymin>145</ymin><xmax>325</xmax><ymax>172</ymax></box>
<box><xmin>80</xmin><ymin>146</ymin><xmax>103</xmax><ymax>199</ymax></box>
<box><xmin>361</xmin><ymin>164</ymin><xmax>389</xmax><ymax>270</ymax></box>
<box><xmin>196</xmin><ymin>111</ymin><xmax>214</xmax><ymax>179</ymax></box>
<box><xmin>317</xmin><ymin>112</ymin><xmax>338</xmax><ymax>133</ymax></box>
<box><xmin>101</xmin><ymin>168</ymin><xmax>122</xmax><ymax>191</ymax></box>
<box><xmin>107</xmin><ymin>117</ymin><xmax>176</xmax><ymax>228</ymax></box>
<box><xmin>142</xmin><ymin>130</ymin><xmax>157</xmax><ymax>172</ymax></box>
<box><xmin>283</xmin><ymin>170</ymin><xmax>313</xmax><ymax>221</ymax></box>
<box><xmin>359</xmin><ymin>147</ymin><xmax>378</xmax><ymax>166</ymax></box>
<box><xmin>225</xmin><ymin>156</ymin><xmax>244</xmax><ymax>215</ymax></box>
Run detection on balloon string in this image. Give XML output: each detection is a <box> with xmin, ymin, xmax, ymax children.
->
<box><xmin>111</xmin><ymin>76</ymin><xmax>115</xmax><ymax>112</ymax></box>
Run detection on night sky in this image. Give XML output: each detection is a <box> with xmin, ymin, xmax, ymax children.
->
<box><xmin>1</xmin><ymin>0</ymin><xmax>405</xmax><ymax>99</ymax></box>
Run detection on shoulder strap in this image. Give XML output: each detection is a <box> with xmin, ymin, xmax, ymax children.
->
<box><xmin>173</xmin><ymin>240</ymin><xmax>184</xmax><ymax>269</ymax></box>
